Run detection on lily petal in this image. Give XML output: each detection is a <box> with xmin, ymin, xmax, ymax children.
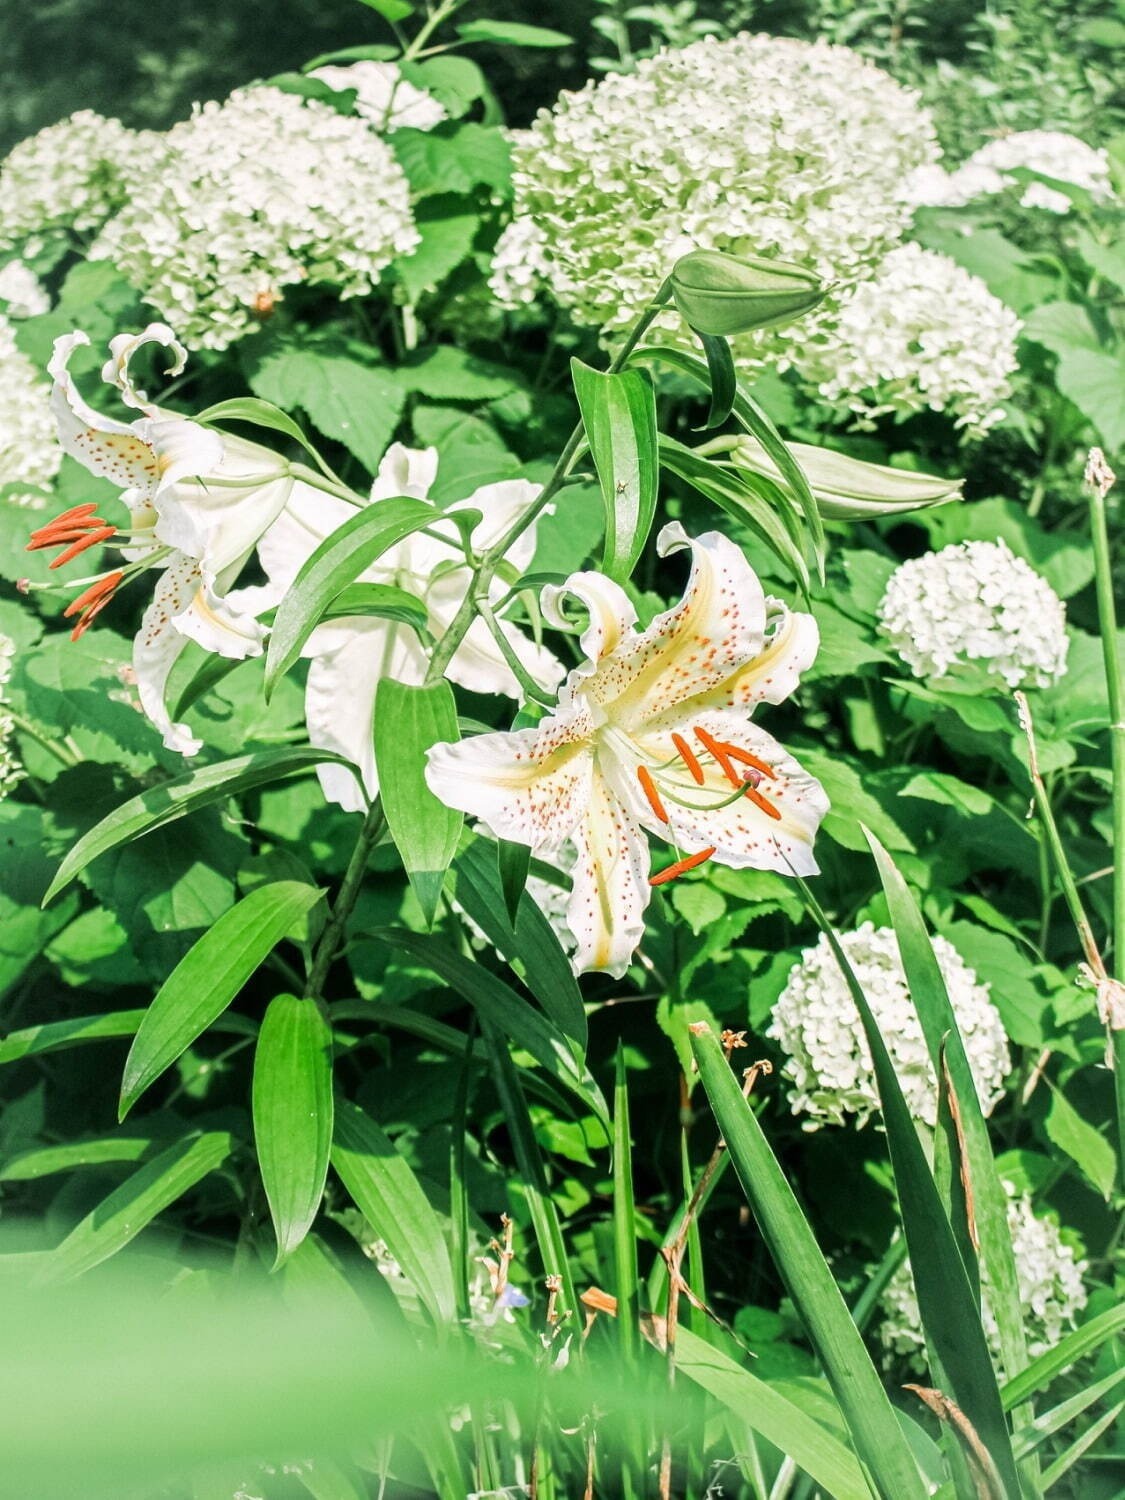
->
<box><xmin>425</xmin><ymin>713</ymin><xmax>595</xmax><ymax>851</ymax></box>
<box><xmin>101</xmin><ymin>324</ymin><xmax>189</xmax><ymax>415</ymax></box>
<box><xmin>370</xmin><ymin>443</ymin><xmax>439</xmax><ymax>501</ymax></box>
<box><xmin>568</xmin><ymin>773</ymin><xmax>652</xmax><ymax>978</ymax></box>
<box><xmin>646</xmin><ymin>711</ymin><xmax>828</xmax><ymax>876</ymax></box>
<box><xmin>608</xmin><ymin>524</ymin><xmax>817</xmax><ymax>728</ymax></box>
<box><xmin>304</xmin><ymin>617</ymin><xmax>426</xmax><ymax>813</ymax></box>
<box><xmin>49</xmin><ymin>331</ymin><xmax>162</xmax><ymax>496</ymax></box>
<box><xmin>542</xmin><ymin>572</ymin><xmax>638</xmax><ymax>672</ymax></box>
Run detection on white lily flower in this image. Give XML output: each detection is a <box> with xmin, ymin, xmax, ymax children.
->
<box><xmin>243</xmin><ymin>443</ymin><xmax>566</xmax><ymax>813</ymax></box>
<box><xmin>41</xmin><ymin>323</ymin><xmax>316</xmax><ymax>754</ymax></box>
<box><xmin>425</xmin><ymin>525</ymin><xmax>828</xmax><ymax>978</ymax></box>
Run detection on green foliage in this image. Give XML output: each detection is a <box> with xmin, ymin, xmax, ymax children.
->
<box><xmin>1</xmin><ymin>2</ymin><xmax>1122</xmax><ymax>1495</ymax></box>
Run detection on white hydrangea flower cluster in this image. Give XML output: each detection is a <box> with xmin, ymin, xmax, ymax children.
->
<box><xmin>880</xmin><ymin>1187</ymin><xmax>1088</xmax><ymax>1367</ymax></box>
<box><xmin>878</xmin><ymin>538</ymin><xmax>1069</xmax><ymax>690</ymax></box>
<box><xmin>492</xmin><ymin>33</ymin><xmax>938</xmax><ymax>365</ymax></box>
<box><xmin>92</xmin><ymin>87</ymin><xmax>419</xmax><ymax>350</ymax></box>
<box><xmin>0</xmin><ymin>110</ymin><xmax>151</xmax><ymax>249</ymax></box>
<box><xmin>909</xmin><ymin>131</ymin><xmax>1115</xmax><ymax>216</ymax></box>
<box><xmin>309</xmin><ymin>60</ymin><xmax>447</xmax><ymax>132</ymax></box>
<box><xmin>767</xmin><ymin>922</ymin><xmax>1011</xmax><ymax>1130</ymax></box>
<box><xmin>0</xmin><ymin>313</ymin><xmax>61</xmax><ymax>510</ymax></box>
<box><xmin>0</xmin><ymin>260</ymin><xmax>49</xmax><ymax>319</ymax></box>
<box><xmin>0</xmin><ymin>633</ymin><xmax>22</xmax><ymax>800</ymax></box>
<box><xmin>793</xmin><ymin>244</ymin><xmax>1020</xmax><ymax>433</ymax></box>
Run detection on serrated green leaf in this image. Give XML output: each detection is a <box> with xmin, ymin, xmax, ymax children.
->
<box><xmin>374</xmin><ymin>680</ymin><xmax>462</xmax><ymax>925</ymax></box>
<box><xmin>248</xmin><ymin>348</ymin><xmax>406</xmax><ymax>474</ymax></box>
<box><xmin>571</xmin><ymin>359</ymin><xmax>659</xmax><ymax>584</ymax></box>
<box><xmin>254</xmin><ymin>995</ymin><xmax>334</xmax><ymax>1266</ymax></box>
<box><xmin>45</xmin><ymin>747</ymin><xmax>346</xmax><ymax>903</ymax></box>
<box><xmin>36</xmin><ymin>1133</ymin><xmax>234</xmax><ymax>1284</ymax></box>
<box><xmin>331</xmin><ymin>1096</ymin><xmax>456</xmax><ymax>1325</ymax></box>
<box><xmin>265</xmin><ymin>497</ymin><xmax>436</xmax><ymax>693</ymax></box>
<box><xmin>120</xmin><ymin>882</ymin><xmax>323</xmax><ymax>1119</ymax></box>
<box><xmin>393</xmin><ymin>123</ymin><xmax>511</xmax><ymax>198</ymax></box>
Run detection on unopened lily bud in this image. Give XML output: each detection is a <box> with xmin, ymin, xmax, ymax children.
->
<box><xmin>731</xmin><ymin>437</ymin><xmax>963</xmax><ymax>520</ymax></box>
<box><xmin>671</xmin><ymin>250</ymin><xmax>825</xmax><ymax>336</ymax></box>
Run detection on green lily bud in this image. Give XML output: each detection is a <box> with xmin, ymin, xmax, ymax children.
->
<box><xmin>670</xmin><ymin>250</ymin><xmax>825</xmax><ymax>336</ymax></box>
<box><xmin>731</xmin><ymin>437</ymin><xmax>963</xmax><ymax>520</ymax></box>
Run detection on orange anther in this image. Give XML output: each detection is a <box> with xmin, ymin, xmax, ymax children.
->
<box><xmin>671</xmin><ymin>731</ymin><xmax>704</xmax><ymax>784</ymax></box>
<box><xmin>49</xmin><ymin>526</ymin><xmax>116</xmax><ymax>569</ymax></box>
<box><xmin>636</xmin><ymin>764</ymin><xmax>669</xmax><ymax>824</ymax></box>
<box><xmin>720</xmin><ymin>743</ymin><xmax>777</xmax><ymax>780</ymax></box>
<box><xmin>650</xmin><ymin>846</ymin><xmax>717</xmax><ymax>887</ymax></box>
<box><xmin>742</xmin><ymin>784</ymin><xmax>782</xmax><ymax>821</ymax></box>
<box><xmin>69</xmin><ymin>590</ymin><xmax>118</xmax><ymax>641</ymax></box>
<box><xmin>63</xmin><ymin>571</ymin><xmax>123</xmax><ymax>620</ymax></box>
<box><xmin>693</xmin><ymin>726</ymin><xmax>740</xmax><ymax>787</ymax></box>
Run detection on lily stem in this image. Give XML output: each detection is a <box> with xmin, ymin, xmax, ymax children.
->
<box><xmin>1085</xmin><ymin>455</ymin><xmax>1125</xmax><ymax>1181</ymax></box>
<box><xmin>424</xmin><ymin>280</ymin><xmax>673</xmax><ymax>688</ymax></box>
<box><xmin>304</xmin><ymin>798</ymin><xmax>387</xmax><ymax>1000</ymax></box>
<box><xmin>9</xmin><ymin>710</ymin><xmax>80</xmax><ymax>768</ymax></box>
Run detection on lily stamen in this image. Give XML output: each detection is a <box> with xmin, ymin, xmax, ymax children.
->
<box><xmin>48</xmin><ymin>526</ymin><xmax>118</xmax><ymax>569</ymax></box>
<box><xmin>670</xmin><ymin>731</ymin><xmax>705</xmax><ymax>784</ymax></box>
<box><xmin>692</xmin><ymin>725</ymin><xmax>742</xmax><ymax>787</ymax></box>
<box><xmin>650</xmin><ymin>846</ymin><xmax>717</xmax><ymax>886</ymax></box>
<box><xmin>63</xmin><ymin>571</ymin><xmax>124</xmax><ymax>641</ymax></box>
<box><xmin>636</xmin><ymin>764</ymin><xmax>670</xmax><ymax>824</ymax></box>
<box><xmin>720</xmin><ymin>743</ymin><xmax>777</xmax><ymax>780</ymax></box>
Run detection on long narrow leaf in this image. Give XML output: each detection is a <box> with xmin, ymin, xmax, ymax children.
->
<box><xmin>1001</xmin><ymin>1304</ymin><xmax>1125</xmax><ymax>1410</ymax></box>
<box><xmin>331</xmin><ymin>1096</ymin><xmax>456</xmax><ymax>1327</ymax></box>
<box><xmin>866</xmin><ymin>835</ymin><xmax>1033</xmax><ymax>1406</ymax></box>
<box><xmin>370</xmin><ymin>928</ymin><xmax>607</xmax><ymax>1130</ymax></box>
<box><xmin>612</xmin><ymin>1047</ymin><xmax>640</xmax><ymax>1367</ymax></box>
<box><xmin>450</xmin><ymin>841</ymin><xmax>585</xmax><ymax>1048</ymax></box>
<box><xmin>571</xmin><ymin>358</ymin><xmax>659</xmax><ymax>583</ymax></box>
<box><xmin>675</xmin><ymin>1329</ymin><xmax>872</xmax><ymax>1500</ymax></box>
<box><xmin>45</xmin><ymin>747</ymin><xmax>347</xmax><ymax>902</ymax></box>
<box><xmin>253</xmin><ymin>994</ymin><xmax>335</xmax><ymax>1265</ymax></box>
<box><xmin>374</xmin><ymin>680</ymin><xmax>462</xmax><ymax>926</ymax></box>
<box><xmin>265</xmin><ymin>496</ymin><xmax>436</xmax><ymax>693</ymax></box>
<box><xmin>688</xmin><ymin>1024</ymin><xmax>928</xmax><ymax>1500</ymax></box>
<box><xmin>800</xmin><ymin>879</ymin><xmax>1021</xmax><ymax>1497</ymax></box>
<box><xmin>120</xmin><ymin>882</ymin><xmax>323</xmax><ymax>1119</ymax></box>
<box><xmin>483</xmin><ymin>1022</ymin><xmax>577</xmax><ymax>1323</ymax></box>
<box><xmin>35</xmin><ymin>1133</ymin><xmax>234</xmax><ymax>1284</ymax></box>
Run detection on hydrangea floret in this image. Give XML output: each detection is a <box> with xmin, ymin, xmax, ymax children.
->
<box><xmin>239</xmin><ymin>443</ymin><xmax>564</xmax><ymax>813</ymax></box>
<box><xmin>0</xmin><ymin>110</ymin><xmax>151</xmax><ymax>249</ymax></box>
<box><xmin>0</xmin><ymin>313</ymin><xmax>61</xmax><ymax>509</ymax></box>
<box><xmin>309</xmin><ymin>60</ymin><xmax>447</xmax><ymax>132</ymax></box>
<box><xmin>91</xmin><ymin>88</ymin><xmax>419</xmax><ymax>350</ymax></box>
<box><xmin>907</xmin><ymin>131</ymin><xmax>1114</xmax><ymax>214</ymax></box>
<box><xmin>793</xmin><ymin>244</ymin><xmax>1020</xmax><ymax>433</ymax></box>
<box><xmin>35</xmin><ymin>324</ymin><xmax>327</xmax><ymax>752</ymax></box>
<box><xmin>492</xmin><ymin>33</ymin><xmax>938</xmax><ymax>368</ymax></box>
<box><xmin>426</xmin><ymin>525</ymin><xmax>828</xmax><ymax>977</ymax></box>
<box><xmin>878</xmin><ymin>538</ymin><xmax>1068</xmax><ymax>690</ymax></box>
<box><xmin>0</xmin><ymin>633</ymin><xmax>22</xmax><ymax>800</ymax></box>
<box><xmin>767</xmin><ymin>922</ymin><xmax>1011</xmax><ymax>1129</ymax></box>
<box><xmin>880</xmin><ymin>1187</ymin><xmax>1087</xmax><ymax>1365</ymax></box>
<box><xmin>0</xmin><ymin>260</ymin><xmax>49</xmax><ymax>319</ymax></box>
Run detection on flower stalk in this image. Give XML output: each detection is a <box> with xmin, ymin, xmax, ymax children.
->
<box><xmin>304</xmin><ymin>798</ymin><xmax>387</xmax><ymax>1001</ymax></box>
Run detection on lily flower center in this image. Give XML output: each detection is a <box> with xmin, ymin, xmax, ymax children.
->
<box><xmin>605</xmin><ymin>723</ymin><xmax>783</xmax><ymax>887</ymax></box>
<box><xmin>24</xmin><ymin>506</ymin><xmax>168</xmax><ymax>641</ymax></box>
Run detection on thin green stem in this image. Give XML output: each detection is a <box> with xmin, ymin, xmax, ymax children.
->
<box><xmin>304</xmin><ymin>799</ymin><xmax>387</xmax><ymax>1000</ymax></box>
<box><xmin>423</xmin><ymin>282</ymin><xmax>673</xmax><ymax>688</ymax></box>
<box><xmin>9</xmin><ymin>710</ymin><xmax>80</xmax><ymax>768</ymax></box>
<box><xmin>475</xmin><ymin>599</ymin><xmax>556</xmax><ymax>706</ymax></box>
<box><xmin>401</xmin><ymin>0</ymin><xmax>463</xmax><ymax>60</ymax></box>
<box><xmin>1085</xmin><ymin>453</ymin><xmax>1125</xmax><ymax>1184</ymax></box>
<box><xmin>287</xmin><ymin>463</ymin><xmax>368</xmax><ymax>508</ymax></box>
